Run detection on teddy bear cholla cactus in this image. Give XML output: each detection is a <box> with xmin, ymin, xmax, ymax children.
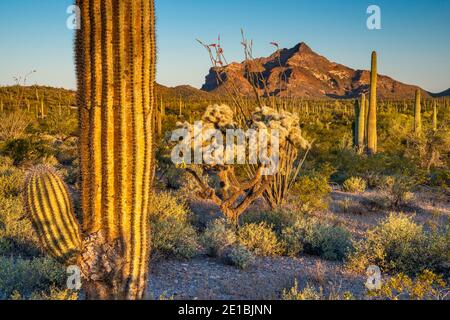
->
<box><xmin>175</xmin><ymin>104</ymin><xmax>309</xmax><ymax>223</ymax></box>
<box><xmin>249</xmin><ymin>106</ymin><xmax>311</xmax><ymax>208</ymax></box>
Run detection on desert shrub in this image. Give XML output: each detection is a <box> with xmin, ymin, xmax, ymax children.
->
<box><xmin>367</xmin><ymin>270</ymin><xmax>449</xmax><ymax>300</ymax></box>
<box><xmin>223</xmin><ymin>245</ymin><xmax>255</xmax><ymax>270</ymax></box>
<box><xmin>38</xmin><ymin>111</ymin><xmax>78</xmax><ymax>138</ymax></box>
<box><xmin>370</xmin><ymin>175</ymin><xmax>415</xmax><ymax>209</ymax></box>
<box><xmin>280</xmin><ymin>224</ymin><xmax>304</xmax><ymax>257</ymax></box>
<box><xmin>54</xmin><ymin>137</ymin><xmax>78</xmax><ymax>165</ymax></box>
<box><xmin>342</xmin><ymin>177</ymin><xmax>367</xmax><ymax>193</ymax></box>
<box><xmin>240</xmin><ymin>209</ymin><xmax>296</xmax><ymax>235</ymax></box>
<box><xmin>237</xmin><ymin>222</ymin><xmax>282</xmax><ymax>257</ymax></box>
<box><xmin>336</xmin><ymin>197</ymin><xmax>364</xmax><ymax>215</ymax></box>
<box><xmin>0</xmin><ymin>111</ymin><xmax>31</xmax><ymax>142</ymax></box>
<box><xmin>29</xmin><ymin>287</ymin><xmax>78</xmax><ymax>300</ymax></box>
<box><xmin>0</xmin><ymin>164</ymin><xmax>24</xmax><ymax>198</ymax></box>
<box><xmin>291</xmin><ymin>174</ymin><xmax>331</xmax><ymax>213</ymax></box>
<box><xmin>364</xmin><ymin>172</ymin><xmax>385</xmax><ymax>189</ymax></box>
<box><xmin>164</xmin><ymin>167</ymin><xmax>185</xmax><ymax>190</ymax></box>
<box><xmin>149</xmin><ymin>192</ymin><xmax>190</xmax><ymax>222</ymax></box>
<box><xmin>149</xmin><ymin>192</ymin><xmax>198</xmax><ymax>260</ymax></box>
<box><xmin>0</xmin><ymin>196</ymin><xmax>40</xmax><ymax>257</ymax></box>
<box><xmin>347</xmin><ymin>213</ymin><xmax>449</xmax><ymax>275</ymax></box>
<box><xmin>0</xmin><ymin>256</ymin><xmax>66</xmax><ymax>299</ymax></box>
<box><xmin>282</xmin><ymin>279</ymin><xmax>355</xmax><ymax>300</ymax></box>
<box><xmin>280</xmin><ymin>216</ymin><xmax>352</xmax><ymax>261</ymax></box>
<box><xmin>429</xmin><ymin>168</ymin><xmax>450</xmax><ymax>191</ymax></box>
<box><xmin>200</xmin><ymin>219</ymin><xmax>236</xmax><ymax>257</ymax></box>
<box><xmin>282</xmin><ymin>280</ymin><xmax>323</xmax><ymax>300</ymax></box>
<box><xmin>1</xmin><ymin>137</ymin><xmax>55</xmax><ymax>165</ymax></box>
<box><xmin>151</xmin><ymin>219</ymin><xmax>198</xmax><ymax>260</ymax></box>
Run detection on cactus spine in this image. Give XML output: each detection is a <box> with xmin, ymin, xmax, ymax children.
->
<box><xmin>23</xmin><ymin>166</ymin><xmax>82</xmax><ymax>263</ymax></box>
<box><xmin>367</xmin><ymin>51</ymin><xmax>378</xmax><ymax>155</ymax></box>
<box><xmin>414</xmin><ymin>89</ymin><xmax>422</xmax><ymax>134</ymax></box>
<box><xmin>23</xmin><ymin>0</ymin><xmax>156</xmax><ymax>300</ymax></box>
<box><xmin>433</xmin><ymin>100</ymin><xmax>438</xmax><ymax>132</ymax></box>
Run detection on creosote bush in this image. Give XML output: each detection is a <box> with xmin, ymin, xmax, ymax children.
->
<box><xmin>367</xmin><ymin>270</ymin><xmax>449</xmax><ymax>300</ymax></box>
<box><xmin>237</xmin><ymin>222</ymin><xmax>282</xmax><ymax>257</ymax></box>
<box><xmin>223</xmin><ymin>245</ymin><xmax>255</xmax><ymax>270</ymax></box>
<box><xmin>342</xmin><ymin>177</ymin><xmax>367</xmax><ymax>193</ymax></box>
<box><xmin>200</xmin><ymin>219</ymin><xmax>237</xmax><ymax>258</ymax></box>
<box><xmin>290</xmin><ymin>174</ymin><xmax>331</xmax><ymax>213</ymax></box>
<box><xmin>0</xmin><ymin>256</ymin><xmax>66</xmax><ymax>300</ymax></box>
<box><xmin>281</xmin><ymin>216</ymin><xmax>352</xmax><ymax>261</ymax></box>
<box><xmin>370</xmin><ymin>175</ymin><xmax>415</xmax><ymax>209</ymax></box>
<box><xmin>347</xmin><ymin>213</ymin><xmax>449</xmax><ymax>275</ymax></box>
<box><xmin>282</xmin><ymin>279</ymin><xmax>354</xmax><ymax>300</ymax></box>
<box><xmin>149</xmin><ymin>192</ymin><xmax>199</xmax><ymax>260</ymax></box>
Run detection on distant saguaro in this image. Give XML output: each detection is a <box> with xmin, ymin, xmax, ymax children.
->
<box><xmin>367</xmin><ymin>51</ymin><xmax>378</xmax><ymax>155</ymax></box>
<box><xmin>414</xmin><ymin>89</ymin><xmax>422</xmax><ymax>134</ymax></box>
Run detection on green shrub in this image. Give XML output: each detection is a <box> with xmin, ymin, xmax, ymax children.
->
<box><xmin>240</xmin><ymin>210</ymin><xmax>296</xmax><ymax>235</ymax></box>
<box><xmin>151</xmin><ymin>218</ymin><xmax>198</xmax><ymax>260</ymax></box>
<box><xmin>38</xmin><ymin>111</ymin><xmax>77</xmax><ymax>138</ymax></box>
<box><xmin>224</xmin><ymin>245</ymin><xmax>255</xmax><ymax>270</ymax></box>
<box><xmin>200</xmin><ymin>219</ymin><xmax>236</xmax><ymax>257</ymax></box>
<box><xmin>342</xmin><ymin>177</ymin><xmax>367</xmax><ymax>193</ymax></box>
<box><xmin>280</xmin><ymin>216</ymin><xmax>352</xmax><ymax>261</ymax></box>
<box><xmin>282</xmin><ymin>280</ymin><xmax>323</xmax><ymax>300</ymax></box>
<box><xmin>367</xmin><ymin>270</ymin><xmax>449</xmax><ymax>300</ymax></box>
<box><xmin>0</xmin><ymin>196</ymin><xmax>40</xmax><ymax>257</ymax></box>
<box><xmin>237</xmin><ymin>222</ymin><xmax>282</xmax><ymax>257</ymax></box>
<box><xmin>1</xmin><ymin>137</ymin><xmax>55</xmax><ymax>165</ymax></box>
<box><xmin>371</xmin><ymin>175</ymin><xmax>415</xmax><ymax>209</ymax></box>
<box><xmin>149</xmin><ymin>192</ymin><xmax>198</xmax><ymax>260</ymax></box>
<box><xmin>0</xmin><ymin>256</ymin><xmax>66</xmax><ymax>299</ymax></box>
<box><xmin>291</xmin><ymin>174</ymin><xmax>331</xmax><ymax>213</ymax></box>
<box><xmin>29</xmin><ymin>287</ymin><xmax>78</xmax><ymax>300</ymax></box>
<box><xmin>347</xmin><ymin>213</ymin><xmax>449</xmax><ymax>275</ymax></box>
<box><xmin>0</xmin><ymin>164</ymin><xmax>24</xmax><ymax>198</ymax></box>
<box><xmin>282</xmin><ymin>279</ymin><xmax>355</xmax><ymax>300</ymax></box>
<box><xmin>0</xmin><ymin>111</ymin><xmax>31</xmax><ymax>142</ymax></box>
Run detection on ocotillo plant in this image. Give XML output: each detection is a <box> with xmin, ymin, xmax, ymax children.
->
<box><xmin>23</xmin><ymin>0</ymin><xmax>156</xmax><ymax>300</ymax></box>
<box><xmin>367</xmin><ymin>51</ymin><xmax>378</xmax><ymax>155</ymax></box>
<box><xmin>414</xmin><ymin>89</ymin><xmax>422</xmax><ymax>134</ymax></box>
<box><xmin>433</xmin><ymin>100</ymin><xmax>438</xmax><ymax>132</ymax></box>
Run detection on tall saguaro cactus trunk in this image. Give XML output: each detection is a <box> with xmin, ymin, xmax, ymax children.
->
<box><xmin>76</xmin><ymin>0</ymin><xmax>156</xmax><ymax>299</ymax></box>
<box><xmin>23</xmin><ymin>0</ymin><xmax>156</xmax><ymax>300</ymax></box>
<box><xmin>367</xmin><ymin>51</ymin><xmax>378</xmax><ymax>155</ymax></box>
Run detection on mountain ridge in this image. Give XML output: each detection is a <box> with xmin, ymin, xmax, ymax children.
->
<box><xmin>201</xmin><ymin>42</ymin><xmax>437</xmax><ymax>99</ymax></box>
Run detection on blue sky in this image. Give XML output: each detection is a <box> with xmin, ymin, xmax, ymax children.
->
<box><xmin>0</xmin><ymin>0</ymin><xmax>449</xmax><ymax>92</ymax></box>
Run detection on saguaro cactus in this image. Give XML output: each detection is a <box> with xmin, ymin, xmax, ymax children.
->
<box><xmin>414</xmin><ymin>89</ymin><xmax>422</xmax><ymax>134</ymax></box>
<box><xmin>23</xmin><ymin>0</ymin><xmax>156</xmax><ymax>300</ymax></box>
<box><xmin>433</xmin><ymin>100</ymin><xmax>438</xmax><ymax>132</ymax></box>
<box><xmin>367</xmin><ymin>51</ymin><xmax>378</xmax><ymax>155</ymax></box>
<box><xmin>357</xmin><ymin>94</ymin><xmax>366</xmax><ymax>149</ymax></box>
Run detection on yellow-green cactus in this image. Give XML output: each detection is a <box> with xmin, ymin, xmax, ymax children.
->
<box><xmin>23</xmin><ymin>0</ymin><xmax>156</xmax><ymax>300</ymax></box>
<box><xmin>414</xmin><ymin>89</ymin><xmax>422</xmax><ymax>134</ymax></box>
<box><xmin>433</xmin><ymin>100</ymin><xmax>438</xmax><ymax>132</ymax></box>
<box><xmin>367</xmin><ymin>51</ymin><xmax>378</xmax><ymax>155</ymax></box>
<box><xmin>357</xmin><ymin>94</ymin><xmax>366</xmax><ymax>149</ymax></box>
<box><xmin>23</xmin><ymin>165</ymin><xmax>82</xmax><ymax>263</ymax></box>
